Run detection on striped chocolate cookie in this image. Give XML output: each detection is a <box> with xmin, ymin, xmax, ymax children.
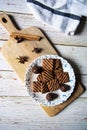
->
<box><xmin>41</xmin><ymin>82</ymin><xmax>49</xmax><ymax>93</ymax></box>
<box><xmin>56</xmin><ymin>71</ymin><xmax>63</xmax><ymax>84</ymax></box>
<box><xmin>42</xmin><ymin>58</ymin><xmax>54</xmax><ymax>71</ymax></box>
<box><xmin>54</xmin><ymin>68</ymin><xmax>63</xmax><ymax>78</ymax></box>
<box><xmin>54</xmin><ymin>59</ymin><xmax>62</xmax><ymax>69</ymax></box>
<box><xmin>56</xmin><ymin>72</ymin><xmax>69</xmax><ymax>84</ymax></box>
<box><xmin>61</xmin><ymin>72</ymin><xmax>69</xmax><ymax>84</ymax></box>
<box><xmin>37</xmin><ymin>74</ymin><xmax>43</xmax><ymax>82</ymax></box>
<box><xmin>42</xmin><ymin>70</ymin><xmax>54</xmax><ymax>82</ymax></box>
<box><xmin>47</xmin><ymin>79</ymin><xmax>60</xmax><ymax>92</ymax></box>
<box><xmin>32</xmin><ymin>81</ymin><xmax>41</xmax><ymax>92</ymax></box>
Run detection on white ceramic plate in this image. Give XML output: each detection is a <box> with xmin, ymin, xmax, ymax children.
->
<box><xmin>25</xmin><ymin>54</ymin><xmax>76</xmax><ymax>106</ymax></box>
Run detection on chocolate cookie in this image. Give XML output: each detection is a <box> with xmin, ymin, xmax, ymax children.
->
<box><xmin>32</xmin><ymin>66</ymin><xmax>43</xmax><ymax>74</ymax></box>
<box><xmin>60</xmin><ymin>84</ymin><xmax>70</xmax><ymax>92</ymax></box>
<box><xmin>42</xmin><ymin>70</ymin><xmax>54</xmax><ymax>82</ymax></box>
<box><xmin>32</xmin><ymin>81</ymin><xmax>41</xmax><ymax>92</ymax></box>
<box><xmin>47</xmin><ymin>79</ymin><xmax>60</xmax><ymax>92</ymax></box>
<box><xmin>42</xmin><ymin>59</ymin><xmax>54</xmax><ymax>71</ymax></box>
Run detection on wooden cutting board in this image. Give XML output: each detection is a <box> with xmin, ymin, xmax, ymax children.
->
<box><xmin>0</xmin><ymin>13</ymin><xmax>84</xmax><ymax>116</ymax></box>
<box><xmin>0</xmin><ymin>13</ymin><xmax>57</xmax><ymax>82</ymax></box>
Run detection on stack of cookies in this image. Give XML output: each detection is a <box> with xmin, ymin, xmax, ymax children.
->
<box><xmin>32</xmin><ymin>58</ymin><xmax>69</xmax><ymax>93</ymax></box>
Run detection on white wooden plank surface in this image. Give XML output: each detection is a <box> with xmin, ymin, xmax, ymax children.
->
<box><xmin>0</xmin><ymin>12</ymin><xmax>87</xmax><ymax>46</ymax></box>
<box><xmin>0</xmin><ymin>97</ymin><xmax>87</xmax><ymax>130</ymax></box>
<box><xmin>0</xmin><ymin>0</ymin><xmax>87</xmax><ymax>130</ymax></box>
<box><xmin>0</xmin><ymin>0</ymin><xmax>31</xmax><ymax>14</ymax></box>
<box><xmin>0</xmin><ymin>44</ymin><xmax>87</xmax><ymax>74</ymax></box>
<box><xmin>0</xmin><ymin>44</ymin><xmax>87</xmax><ymax>95</ymax></box>
<box><xmin>0</xmin><ymin>70</ymin><xmax>86</xmax><ymax>97</ymax></box>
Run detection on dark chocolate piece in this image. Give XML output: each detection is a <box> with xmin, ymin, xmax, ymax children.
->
<box><xmin>46</xmin><ymin>93</ymin><xmax>58</xmax><ymax>101</ymax></box>
<box><xmin>60</xmin><ymin>84</ymin><xmax>70</xmax><ymax>92</ymax></box>
<box><xmin>32</xmin><ymin>66</ymin><xmax>43</xmax><ymax>74</ymax></box>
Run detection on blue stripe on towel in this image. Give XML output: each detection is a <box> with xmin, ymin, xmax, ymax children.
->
<box><xmin>27</xmin><ymin>0</ymin><xmax>81</xmax><ymax>20</ymax></box>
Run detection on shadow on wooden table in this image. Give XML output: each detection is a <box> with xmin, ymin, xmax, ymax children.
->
<box><xmin>75</xmin><ymin>16</ymin><xmax>86</xmax><ymax>35</ymax></box>
<box><xmin>9</xmin><ymin>14</ymin><xmax>20</xmax><ymax>30</ymax></box>
<box><xmin>8</xmin><ymin>13</ymin><xmax>86</xmax><ymax>93</ymax></box>
<box><xmin>65</xmin><ymin>58</ymin><xmax>86</xmax><ymax>92</ymax></box>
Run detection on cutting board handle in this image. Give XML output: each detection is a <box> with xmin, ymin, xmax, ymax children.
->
<box><xmin>0</xmin><ymin>12</ymin><xmax>18</xmax><ymax>34</ymax></box>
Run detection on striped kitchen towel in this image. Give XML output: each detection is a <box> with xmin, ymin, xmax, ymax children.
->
<box><xmin>27</xmin><ymin>0</ymin><xmax>87</xmax><ymax>35</ymax></box>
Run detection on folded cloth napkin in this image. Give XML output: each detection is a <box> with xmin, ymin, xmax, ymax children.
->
<box><xmin>27</xmin><ymin>0</ymin><xmax>87</xmax><ymax>35</ymax></box>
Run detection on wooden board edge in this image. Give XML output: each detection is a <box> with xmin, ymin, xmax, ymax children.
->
<box><xmin>41</xmin><ymin>83</ymin><xmax>85</xmax><ymax>117</ymax></box>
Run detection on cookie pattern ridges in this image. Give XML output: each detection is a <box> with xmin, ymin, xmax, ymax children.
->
<box><xmin>42</xmin><ymin>70</ymin><xmax>54</xmax><ymax>82</ymax></box>
<box><xmin>37</xmin><ymin>74</ymin><xmax>43</xmax><ymax>82</ymax></box>
<box><xmin>61</xmin><ymin>72</ymin><xmax>69</xmax><ymax>84</ymax></box>
<box><xmin>26</xmin><ymin>54</ymin><xmax>75</xmax><ymax>106</ymax></box>
<box><xmin>54</xmin><ymin>59</ymin><xmax>61</xmax><ymax>69</ymax></box>
<box><xmin>32</xmin><ymin>58</ymin><xmax>70</xmax><ymax>93</ymax></box>
<box><xmin>42</xmin><ymin>59</ymin><xmax>54</xmax><ymax>71</ymax></box>
<box><xmin>41</xmin><ymin>83</ymin><xmax>49</xmax><ymax>93</ymax></box>
<box><xmin>32</xmin><ymin>81</ymin><xmax>41</xmax><ymax>92</ymax></box>
<box><xmin>47</xmin><ymin>79</ymin><xmax>60</xmax><ymax>92</ymax></box>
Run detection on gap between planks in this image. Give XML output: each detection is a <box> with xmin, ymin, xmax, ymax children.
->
<box><xmin>0</xmin><ymin>10</ymin><xmax>33</xmax><ymax>16</ymax></box>
<box><xmin>0</xmin><ymin>96</ymin><xmax>87</xmax><ymax>99</ymax></box>
<box><xmin>0</xmin><ymin>40</ymin><xmax>87</xmax><ymax>47</ymax></box>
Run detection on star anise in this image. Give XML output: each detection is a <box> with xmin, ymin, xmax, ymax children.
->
<box><xmin>16</xmin><ymin>56</ymin><xmax>29</xmax><ymax>64</ymax></box>
<box><xmin>32</xmin><ymin>47</ymin><xmax>43</xmax><ymax>53</ymax></box>
<box><xmin>14</xmin><ymin>36</ymin><xmax>24</xmax><ymax>43</ymax></box>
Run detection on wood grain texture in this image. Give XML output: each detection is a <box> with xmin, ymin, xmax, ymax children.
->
<box><xmin>1</xmin><ymin>26</ymin><xmax>57</xmax><ymax>81</ymax></box>
<box><xmin>0</xmin><ymin>0</ymin><xmax>87</xmax><ymax>129</ymax></box>
<box><xmin>0</xmin><ymin>97</ymin><xmax>87</xmax><ymax>130</ymax></box>
<box><xmin>0</xmin><ymin>0</ymin><xmax>31</xmax><ymax>14</ymax></box>
<box><xmin>0</xmin><ymin>13</ymin><xmax>84</xmax><ymax>117</ymax></box>
<box><xmin>0</xmin><ymin>70</ymin><xmax>86</xmax><ymax>97</ymax></box>
<box><xmin>41</xmin><ymin>83</ymin><xmax>84</xmax><ymax>116</ymax></box>
<box><xmin>0</xmin><ymin>12</ymin><xmax>87</xmax><ymax>46</ymax></box>
<box><xmin>1</xmin><ymin>44</ymin><xmax>87</xmax><ymax>74</ymax></box>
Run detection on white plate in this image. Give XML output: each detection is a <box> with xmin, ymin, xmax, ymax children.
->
<box><xmin>25</xmin><ymin>54</ymin><xmax>76</xmax><ymax>106</ymax></box>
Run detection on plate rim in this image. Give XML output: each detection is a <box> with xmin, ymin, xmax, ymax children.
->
<box><xmin>25</xmin><ymin>54</ymin><xmax>76</xmax><ymax>106</ymax></box>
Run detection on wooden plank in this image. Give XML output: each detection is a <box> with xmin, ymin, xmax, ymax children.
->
<box><xmin>0</xmin><ymin>41</ymin><xmax>13</xmax><ymax>71</ymax></box>
<box><xmin>0</xmin><ymin>70</ymin><xmax>86</xmax><ymax>97</ymax></box>
<box><xmin>0</xmin><ymin>0</ymin><xmax>86</xmax><ymax>128</ymax></box>
<box><xmin>41</xmin><ymin>83</ymin><xmax>84</xmax><ymax>116</ymax></box>
<box><xmin>0</xmin><ymin>123</ymin><xmax>87</xmax><ymax>130</ymax></box>
<box><xmin>1</xmin><ymin>27</ymin><xmax>57</xmax><ymax>81</ymax></box>
<box><xmin>0</xmin><ymin>44</ymin><xmax>87</xmax><ymax>74</ymax></box>
<box><xmin>0</xmin><ymin>41</ymin><xmax>5</xmax><ymax>47</ymax></box>
<box><xmin>0</xmin><ymin>71</ymin><xmax>28</xmax><ymax>97</ymax></box>
<box><xmin>0</xmin><ymin>53</ymin><xmax>13</xmax><ymax>71</ymax></box>
<box><xmin>0</xmin><ymin>0</ymin><xmax>31</xmax><ymax>14</ymax></box>
<box><xmin>0</xmin><ymin>12</ymin><xmax>87</xmax><ymax>46</ymax></box>
<box><xmin>0</xmin><ymin>97</ymin><xmax>87</xmax><ymax>130</ymax></box>
<box><xmin>0</xmin><ymin>97</ymin><xmax>87</xmax><ymax>118</ymax></box>
<box><xmin>0</xmin><ymin>13</ymin><xmax>56</xmax><ymax>81</ymax></box>
<box><xmin>55</xmin><ymin>45</ymin><xmax>87</xmax><ymax>74</ymax></box>
<box><xmin>0</xmin><ymin>13</ymin><xmax>85</xmax><ymax>117</ymax></box>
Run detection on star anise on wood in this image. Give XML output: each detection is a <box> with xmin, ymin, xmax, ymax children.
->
<box><xmin>16</xmin><ymin>56</ymin><xmax>29</xmax><ymax>64</ymax></box>
<box><xmin>14</xmin><ymin>36</ymin><xmax>24</xmax><ymax>43</ymax></box>
<box><xmin>32</xmin><ymin>47</ymin><xmax>43</xmax><ymax>53</ymax></box>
